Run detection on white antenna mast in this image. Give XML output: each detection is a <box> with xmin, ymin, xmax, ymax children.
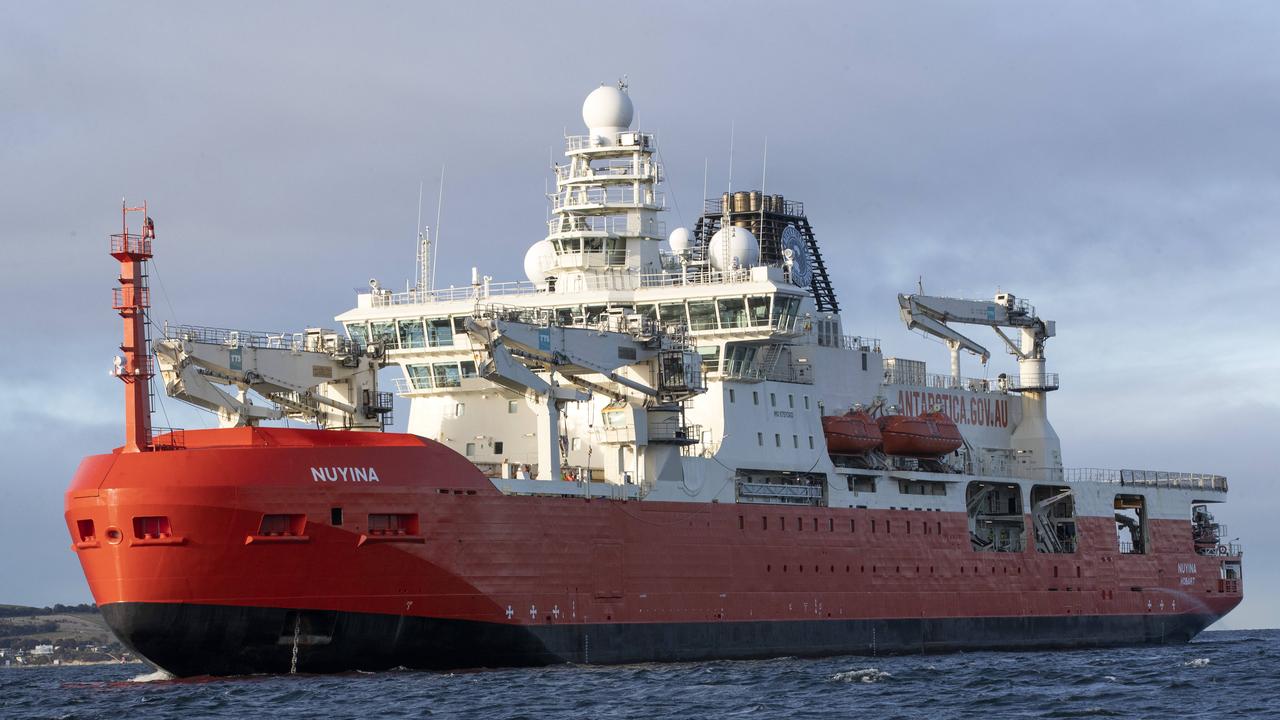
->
<box><xmin>415</xmin><ymin>180</ymin><xmax>431</xmax><ymax>293</ymax></box>
<box><xmin>431</xmin><ymin>164</ymin><xmax>445</xmax><ymax>291</ymax></box>
<box><xmin>760</xmin><ymin>136</ymin><xmax>768</xmax><ymax>258</ymax></box>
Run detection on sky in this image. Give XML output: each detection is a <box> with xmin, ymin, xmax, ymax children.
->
<box><xmin>2</xmin><ymin>2</ymin><xmax>1277</xmax><ymax>628</ymax></box>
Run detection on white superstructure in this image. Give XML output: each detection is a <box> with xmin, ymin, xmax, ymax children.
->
<box><xmin>328</xmin><ymin>83</ymin><xmax>1231</xmax><ymax>551</ymax></box>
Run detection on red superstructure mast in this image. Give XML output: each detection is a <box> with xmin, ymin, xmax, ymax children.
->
<box><xmin>110</xmin><ymin>201</ymin><xmax>154</xmax><ymax>453</ymax></box>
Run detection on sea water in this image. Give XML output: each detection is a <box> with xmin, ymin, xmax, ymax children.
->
<box><xmin>2</xmin><ymin>629</ymin><xmax>1276</xmax><ymax>719</ymax></box>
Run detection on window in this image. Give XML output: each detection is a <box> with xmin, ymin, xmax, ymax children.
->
<box><xmin>774</xmin><ymin>433</ymin><xmax>781</xmax><ymax>447</ymax></box>
<box><xmin>804</xmin><ymin>396</ymin><xmax>810</xmax><ymax>410</ymax></box>
<box><xmin>397</xmin><ymin>319</ymin><xmax>426</xmax><ymax>349</ymax></box>
<box><xmin>345</xmin><ymin>322</ymin><xmax>370</xmax><ymax>347</ymax></box>
<box><xmin>770</xmin><ymin>393</ymin><xmax>776</xmax><ymax>407</ymax></box>
<box><xmin>426</xmin><ymin>318</ymin><xmax>454</xmax><ymax>347</ymax></box>
<box><xmin>792</xmin><ymin>435</ymin><xmax>798</xmax><ymax>448</ymax></box>
<box><xmin>808</xmin><ymin>436</ymin><xmax>814</xmax><ymax>449</ymax></box>
<box><xmin>788</xmin><ymin>394</ymin><xmax>794</xmax><ymax>408</ymax></box>
<box><xmin>465</xmin><ymin>443</ymin><xmax>476</xmax><ymax>457</ymax></box>
<box><xmin>717</xmin><ymin>297</ymin><xmax>747</xmax><ymax>328</ymax></box>
<box><xmin>696</xmin><ymin>345</ymin><xmax>721</xmax><ymax>374</ymax></box>
<box><xmin>406</xmin><ymin>364</ymin><xmax>433</xmax><ymax>390</ymax></box>
<box><xmin>508</xmin><ymin>400</ymin><xmax>519</xmax><ymax>414</ymax></box>
<box><xmin>330</xmin><ymin>507</ymin><xmax>343</xmax><ymax>526</ymax></box>
<box><xmin>687</xmin><ymin>300</ymin><xmax>718</xmax><ymax>330</ymax></box>
<box><xmin>454</xmin><ymin>403</ymin><xmax>465</xmax><ymax>417</ymax></box>
<box><xmin>757</xmin><ymin>432</ymin><xmax>763</xmax><ymax>446</ymax></box>
<box><xmin>659</xmin><ymin>302</ymin><xmax>687</xmax><ymax>327</ymax></box>
<box><xmin>434</xmin><ymin>363</ymin><xmax>462</xmax><ymax>388</ymax></box>
<box><xmin>747</xmin><ymin>295</ymin><xmax>771</xmax><ymax>326</ymax></box>
<box><xmin>571</xmin><ymin>437</ymin><xmax>582</xmax><ymax>451</ymax></box>
<box><xmin>752</xmin><ymin>391</ymin><xmax>759</xmax><ymax>405</ymax></box>
<box><xmin>460</xmin><ymin>361</ymin><xmax>477</xmax><ymax>378</ymax></box>
<box><xmin>370</xmin><ymin>321</ymin><xmax>397</xmax><ymax>348</ymax></box>
<box><xmin>728</xmin><ymin>388</ymin><xmax>736</xmax><ymax>403</ymax></box>
<box><xmin>493</xmin><ymin>441</ymin><xmax>504</xmax><ymax>455</ymax></box>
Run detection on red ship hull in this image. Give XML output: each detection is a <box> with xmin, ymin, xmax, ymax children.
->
<box><xmin>66</xmin><ymin>428</ymin><xmax>1242</xmax><ymax>676</ymax></box>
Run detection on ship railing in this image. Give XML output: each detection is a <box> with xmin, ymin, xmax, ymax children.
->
<box><xmin>915</xmin><ymin>373</ymin><xmax>1000</xmax><ymax>392</ymax></box>
<box><xmin>703</xmin><ymin>196</ymin><xmax>806</xmax><ymax>217</ymax></box>
<box><xmin>840</xmin><ymin>335</ymin><xmax>881</xmax><ymax>353</ymax></box>
<box><xmin>150</xmin><ymin>426</ymin><xmax>185</xmax><ymax>451</ymax></box>
<box><xmin>554</xmin><ymin>160</ymin><xmax>660</xmax><ymax>183</ymax></box>
<box><xmin>1006</xmin><ymin>373</ymin><xmax>1060</xmax><ymax>391</ymax></box>
<box><xmin>163</xmin><ymin>323</ymin><xmax>355</xmax><ymax>355</ymax></box>
<box><xmin>564</xmin><ymin>131</ymin><xmax>656</xmax><ymax>152</ymax></box>
<box><xmin>550</xmin><ymin>187</ymin><xmax>665</xmax><ymax>212</ymax></box>
<box><xmin>547</xmin><ymin>215</ymin><xmax>666</xmax><ymax>239</ymax></box>
<box><xmin>370</xmin><ymin>281</ymin><xmax>540</xmax><ymax>308</ymax></box>
<box><xmin>1043</xmin><ymin>467</ymin><xmax>1229</xmax><ymax>491</ymax></box>
<box><xmin>1196</xmin><ymin>542</ymin><xmax>1243</xmax><ymax>557</ymax></box>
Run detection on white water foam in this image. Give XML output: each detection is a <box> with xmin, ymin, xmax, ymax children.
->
<box><xmin>832</xmin><ymin>668</ymin><xmax>892</xmax><ymax>683</ymax></box>
<box><xmin>1184</xmin><ymin>658</ymin><xmax>1211</xmax><ymax>668</ymax></box>
<box><xmin>130</xmin><ymin>668</ymin><xmax>175</xmax><ymax>683</ymax></box>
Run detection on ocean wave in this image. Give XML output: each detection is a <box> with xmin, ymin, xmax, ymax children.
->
<box><xmin>1184</xmin><ymin>658</ymin><xmax>1211</xmax><ymax>668</ymax></box>
<box><xmin>130</xmin><ymin>668</ymin><xmax>175</xmax><ymax>683</ymax></box>
<box><xmin>832</xmin><ymin>668</ymin><xmax>892</xmax><ymax>683</ymax></box>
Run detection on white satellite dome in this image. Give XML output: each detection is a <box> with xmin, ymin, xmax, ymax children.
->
<box><xmin>582</xmin><ymin>84</ymin><xmax>634</xmax><ymax>137</ymax></box>
<box><xmin>707</xmin><ymin>226</ymin><xmax>760</xmax><ymax>271</ymax></box>
<box><xmin>667</xmin><ymin>227</ymin><xmax>692</xmax><ymax>254</ymax></box>
<box><xmin>523</xmin><ymin>240</ymin><xmax>558</xmax><ymax>284</ymax></box>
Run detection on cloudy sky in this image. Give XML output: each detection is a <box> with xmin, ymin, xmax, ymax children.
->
<box><xmin>3</xmin><ymin>2</ymin><xmax>1277</xmax><ymax>628</ymax></box>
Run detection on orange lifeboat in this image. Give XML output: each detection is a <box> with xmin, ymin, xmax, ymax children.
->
<box><xmin>878</xmin><ymin>411</ymin><xmax>964</xmax><ymax>457</ymax></box>
<box><xmin>822</xmin><ymin>411</ymin><xmax>883</xmax><ymax>454</ymax></box>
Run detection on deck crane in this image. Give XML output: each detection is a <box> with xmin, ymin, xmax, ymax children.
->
<box><xmin>897</xmin><ymin>291</ymin><xmax>1057</xmax><ymax>390</ymax></box>
<box><xmin>464</xmin><ymin>306</ymin><xmax>705</xmax><ymax>485</ymax></box>
<box><xmin>154</xmin><ymin>326</ymin><xmax>390</xmax><ymax>430</ymax></box>
<box><xmin>897</xmin><ymin>291</ymin><xmax>1062</xmax><ymax>479</ymax></box>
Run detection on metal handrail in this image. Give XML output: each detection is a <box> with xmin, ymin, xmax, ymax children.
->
<box><xmin>1006</xmin><ymin>373</ymin><xmax>1060</xmax><ymax>391</ymax></box>
<box><xmin>1042</xmin><ymin>467</ymin><xmax>1228</xmax><ymax>491</ymax></box>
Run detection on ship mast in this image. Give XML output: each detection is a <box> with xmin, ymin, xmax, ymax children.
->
<box><xmin>533</xmin><ymin>79</ymin><xmax>664</xmax><ymax>290</ymax></box>
<box><xmin>109</xmin><ymin>201</ymin><xmax>155</xmax><ymax>452</ymax></box>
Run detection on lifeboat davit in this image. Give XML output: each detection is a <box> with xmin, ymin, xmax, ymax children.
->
<box><xmin>821</xmin><ymin>411</ymin><xmax>883</xmax><ymax>454</ymax></box>
<box><xmin>878</xmin><ymin>412</ymin><xmax>964</xmax><ymax>457</ymax></box>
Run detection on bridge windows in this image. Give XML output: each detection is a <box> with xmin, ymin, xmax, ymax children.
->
<box><xmin>345</xmin><ymin>322</ymin><xmax>370</xmax><ymax>347</ymax></box>
<box><xmin>687</xmin><ymin>300</ymin><xmax>718</xmax><ymax>331</ymax></box>
<box><xmin>966</xmin><ymin>482</ymin><xmax>1025</xmax><ymax>552</ymax></box>
<box><xmin>747</xmin><ymin>295</ymin><xmax>771</xmax><ymax>326</ymax></box>
<box><xmin>370</xmin><ymin>321</ymin><xmax>397</xmax><ymax>348</ymax></box>
<box><xmin>1031</xmin><ymin>485</ymin><xmax>1078</xmax><ymax>553</ymax></box>
<box><xmin>397</xmin><ymin>319</ymin><xmax>425</xmax><ymax>349</ymax></box>
<box><xmin>717</xmin><ymin>297</ymin><xmax>748</xmax><ymax>328</ymax></box>
<box><xmin>1115</xmin><ymin>494</ymin><xmax>1148</xmax><ymax>554</ymax></box>
<box><xmin>426</xmin><ymin>318</ymin><xmax>454</xmax><ymax>347</ymax></box>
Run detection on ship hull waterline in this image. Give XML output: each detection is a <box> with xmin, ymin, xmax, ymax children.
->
<box><xmin>102</xmin><ymin>600</ymin><xmax>1223</xmax><ymax>677</ymax></box>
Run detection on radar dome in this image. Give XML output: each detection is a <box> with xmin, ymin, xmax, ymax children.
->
<box><xmin>668</xmin><ymin>227</ymin><xmax>692</xmax><ymax>254</ymax></box>
<box><xmin>523</xmin><ymin>240</ymin><xmax>558</xmax><ymax>284</ymax></box>
<box><xmin>582</xmin><ymin>84</ymin><xmax>634</xmax><ymax>136</ymax></box>
<box><xmin>707</xmin><ymin>226</ymin><xmax>760</xmax><ymax>271</ymax></box>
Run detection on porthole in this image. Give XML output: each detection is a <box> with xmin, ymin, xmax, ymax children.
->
<box><xmin>105</xmin><ymin>527</ymin><xmax>123</xmax><ymax>545</ymax></box>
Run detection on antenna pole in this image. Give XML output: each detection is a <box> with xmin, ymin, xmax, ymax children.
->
<box><xmin>432</xmin><ymin>164</ymin><xmax>445</xmax><ymax>291</ymax></box>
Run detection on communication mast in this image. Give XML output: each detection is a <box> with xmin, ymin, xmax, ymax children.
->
<box><xmin>109</xmin><ymin>200</ymin><xmax>155</xmax><ymax>452</ymax></box>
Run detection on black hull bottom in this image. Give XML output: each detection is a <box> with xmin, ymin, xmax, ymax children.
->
<box><xmin>100</xmin><ymin>602</ymin><xmax>1220</xmax><ymax>677</ymax></box>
